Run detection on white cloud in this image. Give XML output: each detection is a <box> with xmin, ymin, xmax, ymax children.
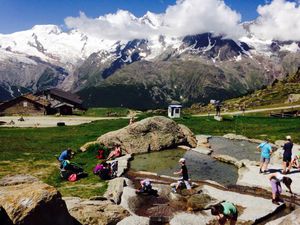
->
<box><xmin>65</xmin><ymin>0</ymin><xmax>245</xmax><ymax>41</ymax></box>
<box><xmin>250</xmin><ymin>0</ymin><xmax>300</xmax><ymax>41</ymax></box>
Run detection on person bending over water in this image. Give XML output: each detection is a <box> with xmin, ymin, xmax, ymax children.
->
<box><xmin>268</xmin><ymin>172</ymin><xmax>293</xmax><ymax>205</ymax></box>
<box><xmin>211</xmin><ymin>201</ymin><xmax>238</xmax><ymax>225</ymax></box>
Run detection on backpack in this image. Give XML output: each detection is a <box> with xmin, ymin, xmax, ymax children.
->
<box><xmin>93</xmin><ymin>164</ymin><xmax>104</xmax><ymax>175</ymax></box>
<box><xmin>68</xmin><ymin>173</ymin><xmax>77</xmax><ymax>182</ymax></box>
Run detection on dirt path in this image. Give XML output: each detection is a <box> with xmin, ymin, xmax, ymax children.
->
<box><xmin>193</xmin><ymin>104</ymin><xmax>300</xmax><ymax>117</ymax></box>
<box><xmin>0</xmin><ymin>115</ymin><xmax>130</xmax><ymax>128</ymax></box>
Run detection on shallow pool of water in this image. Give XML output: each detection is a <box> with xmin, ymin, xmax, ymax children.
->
<box><xmin>130</xmin><ymin>149</ymin><xmax>238</xmax><ymax>185</ymax></box>
<box><xmin>209</xmin><ymin>136</ymin><xmax>260</xmax><ymax>161</ymax></box>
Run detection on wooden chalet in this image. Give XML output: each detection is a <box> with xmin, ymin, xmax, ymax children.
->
<box><xmin>0</xmin><ymin>93</ymin><xmax>50</xmax><ymax>116</ymax></box>
<box><xmin>0</xmin><ymin>89</ymin><xmax>86</xmax><ymax>116</ymax></box>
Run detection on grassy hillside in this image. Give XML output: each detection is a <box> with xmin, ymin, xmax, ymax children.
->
<box><xmin>187</xmin><ymin>68</ymin><xmax>300</xmax><ymax>114</ymax></box>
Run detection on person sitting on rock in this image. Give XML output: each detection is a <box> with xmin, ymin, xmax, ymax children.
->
<box><xmin>268</xmin><ymin>172</ymin><xmax>293</xmax><ymax>205</ymax></box>
<box><xmin>172</xmin><ymin>158</ymin><xmax>192</xmax><ymax>193</ymax></box>
<box><xmin>291</xmin><ymin>148</ymin><xmax>300</xmax><ymax>170</ymax></box>
<box><xmin>106</xmin><ymin>144</ymin><xmax>128</xmax><ymax>160</ymax></box>
<box><xmin>211</xmin><ymin>201</ymin><xmax>238</xmax><ymax>225</ymax></box>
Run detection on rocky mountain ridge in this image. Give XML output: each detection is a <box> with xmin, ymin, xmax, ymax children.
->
<box><xmin>0</xmin><ymin>24</ymin><xmax>299</xmax><ymax>108</ymax></box>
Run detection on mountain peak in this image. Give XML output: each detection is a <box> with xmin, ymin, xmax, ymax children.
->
<box><xmin>31</xmin><ymin>25</ymin><xmax>62</xmax><ymax>35</ymax></box>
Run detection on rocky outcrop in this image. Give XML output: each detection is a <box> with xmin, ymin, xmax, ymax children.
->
<box><xmin>117</xmin><ymin>216</ymin><xmax>149</xmax><ymax>225</ymax></box>
<box><xmin>82</xmin><ymin>116</ymin><xmax>197</xmax><ymax>154</ymax></box>
<box><xmin>104</xmin><ymin>178</ymin><xmax>129</xmax><ymax>204</ymax></box>
<box><xmin>0</xmin><ymin>174</ymin><xmax>74</xmax><ymax>225</ymax></box>
<box><xmin>213</xmin><ymin>154</ymin><xmax>244</xmax><ymax>168</ymax></box>
<box><xmin>64</xmin><ymin>197</ymin><xmax>130</xmax><ymax>225</ymax></box>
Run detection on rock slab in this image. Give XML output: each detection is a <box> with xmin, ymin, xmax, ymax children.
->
<box><xmin>0</xmin><ymin>174</ymin><xmax>74</xmax><ymax>225</ymax></box>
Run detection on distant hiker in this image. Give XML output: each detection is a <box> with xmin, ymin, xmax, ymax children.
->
<box><xmin>215</xmin><ymin>102</ymin><xmax>221</xmax><ymax>116</ymax></box>
<box><xmin>106</xmin><ymin>144</ymin><xmax>128</xmax><ymax>160</ymax></box>
<box><xmin>172</xmin><ymin>158</ymin><xmax>192</xmax><ymax>193</ymax></box>
<box><xmin>58</xmin><ymin>148</ymin><xmax>73</xmax><ymax>162</ymax></box>
<box><xmin>211</xmin><ymin>201</ymin><xmax>238</xmax><ymax>225</ymax></box>
<box><xmin>268</xmin><ymin>172</ymin><xmax>293</xmax><ymax>205</ymax></box>
<box><xmin>257</xmin><ymin>139</ymin><xmax>272</xmax><ymax>173</ymax></box>
<box><xmin>282</xmin><ymin>136</ymin><xmax>293</xmax><ymax>174</ymax></box>
<box><xmin>129</xmin><ymin>117</ymin><xmax>135</xmax><ymax>125</ymax></box>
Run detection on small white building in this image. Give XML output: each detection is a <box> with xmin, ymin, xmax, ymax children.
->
<box><xmin>168</xmin><ymin>104</ymin><xmax>182</xmax><ymax>118</ymax></box>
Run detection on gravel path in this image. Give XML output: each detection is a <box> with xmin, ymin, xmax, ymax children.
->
<box><xmin>0</xmin><ymin>116</ymin><xmax>130</xmax><ymax>127</ymax></box>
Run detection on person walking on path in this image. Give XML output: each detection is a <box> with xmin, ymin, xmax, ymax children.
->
<box><xmin>257</xmin><ymin>139</ymin><xmax>272</xmax><ymax>173</ymax></box>
<box><xmin>282</xmin><ymin>135</ymin><xmax>293</xmax><ymax>174</ymax></box>
<box><xmin>268</xmin><ymin>172</ymin><xmax>293</xmax><ymax>205</ymax></box>
<box><xmin>173</xmin><ymin>158</ymin><xmax>192</xmax><ymax>193</ymax></box>
<box><xmin>211</xmin><ymin>201</ymin><xmax>238</xmax><ymax>225</ymax></box>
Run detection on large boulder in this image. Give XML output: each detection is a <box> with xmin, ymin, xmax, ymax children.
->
<box><xmin>83</xmin><ymin>116</ymin><xmax>197</xmax><ymax>154</ymax></box>
<box><xmin>64</xmin><ymin>197</ymin><xmax>130</xmax><ymax>225</ymax></box>
<box><xmin>0</xmin><ymin>174</ymin><xmax>74</xmax><ymax>225</ymax></box>
<box><xmin>104</xmin><ymin>178</ymin><xmax>129</xmax><ymax>204</ymax></box>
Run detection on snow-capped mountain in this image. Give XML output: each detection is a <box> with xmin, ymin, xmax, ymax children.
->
<box><xmin>0</xmin><ymin>24</ymin><xmax>299</xmax><ymax>107</ymax></box>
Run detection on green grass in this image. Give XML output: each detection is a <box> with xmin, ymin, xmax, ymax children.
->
<box><xmin>175</xmin><ymin>116</ymin><xmax>300</xmax><ymax>143</ymax></box>
<box><xmin>76</xmin><ymin>107</ymin><xmax>130</xmax><ymax>117</ymax></box>
<box><xmin>0</xmin><ymin>115</ymin><xmax>299</xmax><ymax>198</ymax></box>
<box><xmin>0</xmin><ymin>119</ymin><xmax>128</xmax><ymax>198</ymax></box>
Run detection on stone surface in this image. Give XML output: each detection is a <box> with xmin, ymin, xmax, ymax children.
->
<box><xmin>117</xmin><ymin>216</ymin><xmax>149</xmax><ymax>225</ymax></box>
<box><xmin>237</xmin><ymin>164</ymin><xmax>300</xmax><ymax>196</ymax></box>
<box><xmin>201</xmin><ymin>185</ymin><xmax>282</xmax><ymax>223</ymax></box>
<box><xmin>79</xmin><ymin>141</ymin><xmax>99</xmax><ymax>152</ymax></box>
<box><xmin>82</xmin><ymin>116</ymin><xmax>197</xmax><ymax>154</ymax></box>
<box><xmin>104</xmin><ymin>178</ymin><xmax>126</xmax><ymax>204</ymax></box>
<box><xmin>0</xmin><ymin>175</ymin><xmax>74</xmax><ymax>225</ymax></box>
<box><xmin>120</xmin><ymin>186</ymin><xmax>141</xmax><ymax>214</ymax></box>
<box><xmin>196</xmin><ymin>135</ymin><xmax>211</xmax><ymax>145</ymax></box>
<box><xmin>266</xmin><ymin>208</ymin><xmax>300</xmax><ymax>225</ymax></box>
<box><xmin>191</xmin><ymin>147</ymin><xmax>212</xmax><ymax>155</ymax></box>
<box><xmin>64</xmin><ymin>197</ymin><xmax>130</xmax><ymax>225</ymax></box>
<box><xmin>170</xmin><ymin>212</ymin><xmax>213</xmax><ymax>225</ymax></box>
<box><xmin>214</xmin><ymin>116</ymin><xmax>223</xmax><ymax>121</ymax></box>
<box><xmin>213</xmin><ymin>154</ymin><xmax>244</xmax><ymax>168</ymax></box>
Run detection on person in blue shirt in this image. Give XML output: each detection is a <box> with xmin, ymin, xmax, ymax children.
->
<box><xmin>257</xmin><ymin>139</ymin><xmax>273</xmax><ymax>173</ymax></box>
<box><xmin>58</xmin><ymin>148</ymin><xmax>73</xmax><ymax>162</ymax></box>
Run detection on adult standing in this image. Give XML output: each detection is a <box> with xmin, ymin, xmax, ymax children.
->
<box><xmin>282</xmin><ymin>135</ymin><xmax>293</xmax><ymax>174</ymax></box>
<box><xmin>257</xmin><ymin>139</ymin><xmax>272</xmax><ymax>173</ymax></box>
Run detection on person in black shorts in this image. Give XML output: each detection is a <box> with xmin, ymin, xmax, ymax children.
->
<box><xmin>282</xmin><ymin>135</ymin><xmax>293</xmax><ymax>174</ymax></box>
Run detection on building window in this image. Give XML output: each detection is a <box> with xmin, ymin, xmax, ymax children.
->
<box><xmin>23</xmin><ymin>101</ymin><xmax>28</xmax><ymax>107</ymax></box>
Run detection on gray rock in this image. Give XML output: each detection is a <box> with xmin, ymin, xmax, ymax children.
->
<box><xmin>266</xmin><ymin>208</ymin><xmax>300</xmax><ymax>225</ymax></box>
<box><xmin>191</xmin><ymin>147</ymin><xmax>212</xmax><ymax>155</ymax></box>
<box><xmin>104</xmin><ymin>178</ymin><xmax>126</xmax><ymax>204</ymax></box>
<box><xmin>117</xmin><ymin>216</ymin><xmax>149</xmax><ymax>225</ymax></box>
<box><xmin>82</xmin><ymin>116</ymin><xmax>197</xmax><ymax>154</ymax></box>
<box><xmin>213</xmin><ymin>154</ymin><xmax>244</xmax><ymax>168</ymax></box>
<box><xmin>64</xmin><ymin>197</ymin><xmax>130</xmax><ymax>225</ymax></box>
<box><xmin>0</xmin><ymin>175</ymin><xmax>74</xmax><ymax>225</ymax></box>
<box><xmin>170</xmin><ymin>212</ymin><xmax>213</xmax><ymax>225</ymax></box>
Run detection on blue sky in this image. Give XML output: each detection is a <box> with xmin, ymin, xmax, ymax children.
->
<box><xmin>0</xmin><ymin>0</ymin><xmax>269</xmax><ymax>34</ymax></box>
